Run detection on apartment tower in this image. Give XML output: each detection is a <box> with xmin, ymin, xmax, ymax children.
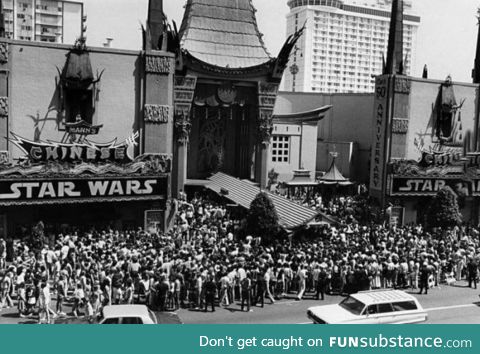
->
<box><xmin>1</xmin><ymin>0</ymin><xmax>83</xmax><ymax>43</ymax></box>
<box><xmin>284</xmin><ymin>0</ymin><xmax>420</xmax><ymax>93</ymax></box>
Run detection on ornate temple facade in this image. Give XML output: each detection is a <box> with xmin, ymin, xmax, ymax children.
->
<box><xmin>170</xmin><ymin>0</ymin><xmax>301</xmax><ymax>193</ymax></box>
<box><xmin>0</xmin><ymin>0</ymin><xmax>300</xmax><ymax>237</ymax></box>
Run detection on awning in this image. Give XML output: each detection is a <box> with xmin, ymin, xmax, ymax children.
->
<box><xmin>285</xmin><ymin>169</ymin><xmax>319</xmax><ymax>187</ymax></box>
<box><xmin>318</xmin><ymin>181</ymin><xmax>354</xmax><ymax>186</ymax></box>
<box><xmin>206</xmin><ymin>173</ymin><xmax>318</xmax><ymax>229</ymax></box>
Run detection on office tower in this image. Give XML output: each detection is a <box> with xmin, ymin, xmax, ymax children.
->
<box><xmin>284</xmin><ymin>0</ymin><xmax>420</xmax><ymax>93</ymax></box>
<box><xmin>1</xmin><ymin>0</ymin><xmax>83</xmax><ymax>44</ymax></box>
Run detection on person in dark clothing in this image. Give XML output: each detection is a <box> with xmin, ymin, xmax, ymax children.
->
<box><xmin>204</xmin><ymin>275</ymin><xmax>216</xmax><ymax>312</ymax></box>
<box><xmin>255</xmin><ymin>271</ymin><xmax>265</xmax><ymax>308</ymax></box>
<box><xmin>240</xmin><ymin>273</ymin><xmax>252</xmax><ymax>312</ymax></box>
<box><xmin>418</xmin><ymin>263</ymin><xmax>430</xmax><ymax>295</ymax></box>
<box><xmin>467</xmin><ymin>258</ymin><xmax>478</xmax><ymax>289</ymax></box>
<box><xmin>355</xmin><ymin>265</ymin><xmax>370</xmax><ymax>292</ymax></box>
<box><xmin>156</xmin><ymin>276</ymin><xmax>169</xmax><ymax>311</ymax></box>
<box><xmin>315</xmin><ymin>267</ymin><xmax>328</xmax><ymax>300</ymax></box>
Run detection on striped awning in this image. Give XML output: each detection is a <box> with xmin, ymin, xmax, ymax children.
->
<box><xmin>207</xmin><ymin>173</ymin><xmax>318</xmax><ymax>229</ymax></box>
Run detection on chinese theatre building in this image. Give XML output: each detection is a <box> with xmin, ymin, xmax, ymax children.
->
<box><xmin>0</xmin><ymin>0</ymin><xmax>299</xmax><ymax>238</ymax></box>
<box><xmin>0</xmin><ymin>29</ymin><xmax>174</xmax><ymax>237</ymax></box>
<box><xmin>172</xmin><ymin>0</ymin><xmax>301</xmax><ymax>192</ymax></box>
<box><xmin>370</xmin><ymin>75</ymin><xmax>480</xmax><ymax>224</ymax></box>
<box><xmin>370</xmin><ymin>0</ymin><xmax>480</xmax><ymax>224</ymax></box>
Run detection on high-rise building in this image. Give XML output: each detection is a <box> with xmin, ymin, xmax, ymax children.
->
<box><xmin>283</xmin><ymin>0</ymin><xmax>421</xmax><ymax>93</ymax></box>
<box><xmin>1</xmin><ymin>0</ymin><xmax>83</xmax><ymax>44</ymax></box>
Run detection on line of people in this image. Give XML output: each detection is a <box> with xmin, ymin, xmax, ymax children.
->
<box><xmin>0</xmin><ymin>192</ymin><xmax>480</xmax><ymax>323</ymax></box>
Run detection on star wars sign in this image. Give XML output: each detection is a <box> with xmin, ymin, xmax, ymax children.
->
<box><xmin>389</xmin><ymin>177</ymin><xmax>480</xmax><ymax>197</ymax></box>
<box><xmin>0</xmin><ymin>176</ymin><xmax>167</xmax><ymax>205</ymax></box>
<box><xmin>10</xmin><ymin>132</ymin><xmax>138</xmax><ymax>163</ymax></box>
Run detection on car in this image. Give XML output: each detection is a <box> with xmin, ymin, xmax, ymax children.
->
<box><xmin>55</xmin><ymin>305</ymin><xmax>183</xmax><ymax>325</ymax></box>
<box><xmin>307</xmin><ymin>290</ymin><xmax>428</xmax><ymax>324</ymax></box>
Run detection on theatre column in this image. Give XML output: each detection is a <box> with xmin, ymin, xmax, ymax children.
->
<box><xmin>143</xmin><ymin>51</ymin><xmax>175</xmax><ymax>156</ymax></box>
<box><xmin>0</xmin><ymin>41</ymin><xmax>8</xmax><ymax>241</ymax></box>
<box><xmin>173</xmin><ymin>76</ymin><xmax>197</xmax><ymax>197</ymax></box>
<box><xmin>256</xmin><ymin>82</ymin><xmax>279</xmax><ymax>190</ymax></box>
<box><xmin>0</xmin><ymin>41</ymin><xmax>8</xmax><ymax>158</ymax></box>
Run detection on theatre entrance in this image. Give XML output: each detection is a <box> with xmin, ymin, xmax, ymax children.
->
<box><xmin>4</xmin><ymin>201</ymin><xmax>162</xmax><ymax>239</ymax></box>
<box><xmin>187</xmin><ymin>84</ymin><xmax>257</xmax><ymax>181</ymax></box>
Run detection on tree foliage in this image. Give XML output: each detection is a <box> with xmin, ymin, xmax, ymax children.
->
<box><xmin>425</xmin><ymin>187</ymin><xmax>462</xmax><ymax>229</ymax></box>
<box><xmin>247</xmin><ymin>192</ymin><xmax>280</xmax><ymax>243</ymax></box>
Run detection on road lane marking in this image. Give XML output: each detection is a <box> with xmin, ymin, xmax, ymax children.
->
<box><xmin>425</xmin><ymin>304</ymin><xmax>477</xmax><ymax>312</ymax></box>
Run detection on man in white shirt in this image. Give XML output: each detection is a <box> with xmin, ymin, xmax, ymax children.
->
<box><xmin>296</xmin><ymin>266</ymin><xmax>307</xmax><ymax>301</ymax></box>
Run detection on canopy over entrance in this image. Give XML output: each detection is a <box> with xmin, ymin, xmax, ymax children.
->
<box><xmin>206</xmin><ymin>172</ymin><xmax>318</xmax><ymax>229</ymax></box>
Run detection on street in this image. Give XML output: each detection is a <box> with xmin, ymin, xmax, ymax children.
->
<box><xmin>1</xmin><ymin>281</ymin><xmax>478</xmax><ymax>325</ymax></box>
<box><xmin>176</xmin><ymin>281</ymin><xmax>480</xmax><ymax>325</ymax></box>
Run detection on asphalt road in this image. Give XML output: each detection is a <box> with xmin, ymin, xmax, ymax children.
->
<box><xmin>177</xmin><ymin>281</ymin><xmax>480</xmax><ymax>325</ymax></box>
<box><xmin>1</xmin><ymin>281</ymin><xmax>479</xmax><ymax>324</ymax></box>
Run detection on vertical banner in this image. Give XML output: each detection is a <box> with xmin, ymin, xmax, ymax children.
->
<box><xmin>390</xmin><ymin>206</ymin><xmax>405</xmax><ymax>227</ymax></box>
<box><xmin>369</xmin><ymin>75</ymin><xmax>391</xmax><ymax>203</ymax></box>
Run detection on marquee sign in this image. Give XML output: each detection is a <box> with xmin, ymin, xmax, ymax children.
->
<box><xmin>0</xmin><ymin>176</ymin><xmax>167</xmax><ymax>205</ymax></box>
<box><xmin>369</xmin><ymin>76</ymin><xmax>390</xmax><ymax>201</ymax></box>
<box><xmin>420</xmin><ymin>150</ymin><xmax>480</xmax><ymax>168</ymax></box>
<box><xmin>10</xmin><ymin>132</ymin><xmax>138</xmax><ymax>164</ymax></box>
<box><xmin>65</xmin><ymin>120</ymin><xmax>103</xmax><ymax>135</ymax></box>
<box><xmin>389</xmin><ymin>176</ymin><xmax>480</xmax><ymax>197</ymax></box>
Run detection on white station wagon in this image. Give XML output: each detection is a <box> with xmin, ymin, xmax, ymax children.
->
<box><xmin>99</xmin><ymin>305</ymin><xmax>158</xmax><ymax>324</ymax></box>
<box><xmin>307</xmin><ymin>290</ymin><xmax>428</xmax><ymax>324</ymax></box>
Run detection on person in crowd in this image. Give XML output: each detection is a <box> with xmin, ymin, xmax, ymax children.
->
<box><xmin>16</xmin><ymin>282</ymin><xmax>26</xmax><ymax>318</ymax></box>
<box><xmin>56</xmin><ymin>275</ymin><xmax>68</xmax><ymax>316</ymax></box>
<box><xmin>204</xmin><ymin>275</ymin><xmax>216</xmax><ymax>313</ymax></box>
<box><xmin>467</xmin><ymin>257</ymin><xmax>478</xmax><ymax>289</ymax></box>
<box><xmin>71</xmin><ymin>282</ymin><xmax>85</xmax><ymax>318</ymax></box>
<box><xmin>240</xmin><ymin>272</ymin><xmax>252</xmax><ymax>312</ymax></box>
<box><xmin>0</xmin><ymin>239</ymin><xmax>6</xmax><ymax>270</ymax></box>
<box><xmin>315</xmin><ymin>265</ymin><xmax>328</xmax><ymax>301</ymax></box>
<box><xmin>418</xmin><ymin>263</ymin><xmax>430</xmax><ymax>295</ymax></box>
<box><xmin>0</xmin><ymin>191</ymin><xmax>479</xmax><ymax>320</ymax></box>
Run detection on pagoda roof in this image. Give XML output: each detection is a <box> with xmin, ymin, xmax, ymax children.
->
<box><xmin>273</xmin><ymin>105</ymin><xmax>332</xmax><ymax>124</ymax></box>
<box><xmin>286</xmin><ymin>170</ymin><xmax>319</xmax><ymax>187</ymax></box>
<box><xmin>179</xmin><ymin>0</ymin><xmax>272</xmax><ymax>69</ymax></box>
<box><xmin>319</xmin><ymin>159</ymin><xmax>353</xmax><ymax>185</ymax></box>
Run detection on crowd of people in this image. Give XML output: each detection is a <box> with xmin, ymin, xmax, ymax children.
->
<box><xmin>0</xmin><ymin>191</ymin><xmax>479</xmax><ymax>324</ymax></box>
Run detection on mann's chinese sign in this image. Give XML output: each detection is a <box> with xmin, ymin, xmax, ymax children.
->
<box><xmin>10</xmin><ymin>132</ymin><xmax>139</xmax><ymax>163</ymax></box>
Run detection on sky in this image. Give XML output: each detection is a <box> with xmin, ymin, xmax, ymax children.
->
<box><xmin>80</xmin><ymin>0</ymin><xmax>480</xmax><ymax>83</ymax></box>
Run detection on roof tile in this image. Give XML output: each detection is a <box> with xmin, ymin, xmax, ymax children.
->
<box><xmin>207</xmin><ymin>173</ymin><xmax>318</xmax><ymax>229</ymax></box>
<box><xmin>180</xmin><ymin>0</ymin><xmax>271</xmax><ymax>69</ymax></box>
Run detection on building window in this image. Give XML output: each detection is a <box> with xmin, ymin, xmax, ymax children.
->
<box><xmin>272</xmin><ymin>136</ymin><xmax>290</xmax><ymax>163</ymax></box>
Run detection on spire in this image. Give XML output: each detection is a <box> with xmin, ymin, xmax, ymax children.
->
<box><xmin>384</xmin><ymin>0</ymin><xmax>404</xmax><ymax>75</ymax></box>
<box><xmin>473</xmin><ymin>8</ymin><xmax>480</xmax><ymax>83</ymax></box>
<box><xmin>422</xmin><ymin>64</ymin><xmax>428</xmax><ymax>79</ymax></box>
<box><xmin>146</xmin><ymin>0</ymin><xmax>165</xmax><ymax>50</ymax></box>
